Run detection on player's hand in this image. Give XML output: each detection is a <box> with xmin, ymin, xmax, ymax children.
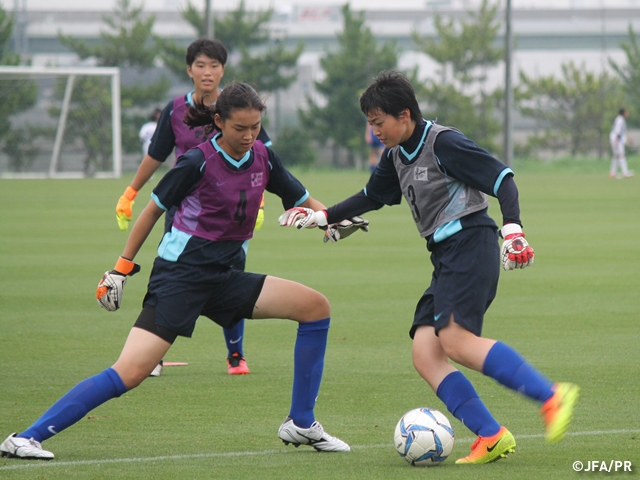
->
<box><xmin>324</xmin><ymin>216</ymin><xmax>370</xmax><ymax>243</ymax></box>
<box><xmin>296</xmin><ymin>210</ymin><xmax>328</xmax><ymax>230</ymax></box>
<box><xmin>500</xmin><ymin>223</ymin><xmax>534</xmax><ymax>271</ymax></box>
<box><xmin>116</xmin><ymin>186</ymin><xmax>138</xmax><ymax>232</ymax></box>
<box><xmin>278</xmin><ymin>208</ymin><xmax>328</xmax><ymax>229</ymax></box>
<box><xmin>96</xmin><ymin>257</ymin><xmax>141</xmax><ymax>311</ymax></box>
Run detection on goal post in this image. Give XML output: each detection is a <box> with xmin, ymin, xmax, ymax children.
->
<box><xmin>0</xmin><ymin>66</ymin><xmax>122</xmax><ymax>178</ymax></box>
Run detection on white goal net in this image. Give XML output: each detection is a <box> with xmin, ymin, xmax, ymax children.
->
<box><xmin>0</xmin><ymin>66</ymin><xmax>122</xmax><ymax>178</ymax></box>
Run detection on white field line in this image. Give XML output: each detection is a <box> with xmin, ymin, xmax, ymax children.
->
<box><xmin>1</xmin><ymin>428</ymin><xmax>638</xmax><ymax>471</ymax></box>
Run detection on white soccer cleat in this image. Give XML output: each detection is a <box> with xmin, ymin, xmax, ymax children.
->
<box><xmin>278</xmin><ymin>417</ymin><xmax>350</xmax><ymax>452</ymax></box>
<box><xmin>149</xmin><ymin>360</ymin><xmax>163</xmax><ymax>377</ymax></box>
<box><xmin>0</xmin><ymin>433</ymin><xmax>54</xmax><ymax>460</ymax></box>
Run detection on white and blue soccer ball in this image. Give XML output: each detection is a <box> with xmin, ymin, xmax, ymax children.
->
<box><xmin>394</xmin><ymin>407</ymin><xmax>455</xmax><ymax>467</ymax></box>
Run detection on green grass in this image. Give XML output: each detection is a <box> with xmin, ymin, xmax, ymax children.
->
<box><xmin>513</xmin><ymin>154</ymin><xmax>640</xmax><ymax>174</ymax></box>
<box><xmin>1</xmin><ymin>165</ymin><xmax>639</xmax><ymax>479</ymax></box>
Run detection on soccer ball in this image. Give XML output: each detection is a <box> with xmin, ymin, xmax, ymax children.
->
<box><xmin>394</xmin><ymin>407</ymin><xmax>455</xmax><ymax>467</ymax></box>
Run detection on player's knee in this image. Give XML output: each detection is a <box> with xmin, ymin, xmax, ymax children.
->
<box><xmin>438</xmin><ymin>336</ymin><xmax>465</xmax><ymax>364</ymax></box>
<box><xmin>442</xmin><ymin>347</ymin><xmax>462</xmax><ymax>365</ymax></box>
<box><xmin>114</xmin><ymin>367</ymin><xmax>150</xmax><ymax>390</ymax></box>
<box><xmin>412</xmin><ymin>352</ymin><xmax>446</xmax><ymax>391</ymax></box>
<box><xmin>301</xmin><ymin>291</ymin><xmax>331</xmax><ymax>321</ymax></box>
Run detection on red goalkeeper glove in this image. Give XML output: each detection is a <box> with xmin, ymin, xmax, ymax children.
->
<box><xmin>278</xmin><ymin>208</ymin><xmax>327</xmax><ymax>229</ymax></box>
<box><xmin>500</xmin><ymin>223</ymin><xmax>534</xmax><ymax>270</ymax></box>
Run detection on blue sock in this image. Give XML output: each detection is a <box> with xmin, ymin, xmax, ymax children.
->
<box><xmin>289</xmin><ymin>318</ymin><xmax>330</xmax><ymax>428</ymax></box>
<box><xmin>437</xmin><ymin>371</ymin><xmax>501</xmax><ymax>437</ymax></box>
<box><xmin>18</xmin><ymin>368</ymin><xmax>127</xmax><ymax>442</ymax></box>
<box><xmin>483</xmin><ymin>341</ymin><xmax>554</xmax><ymax>403</ymax></box>
<box><xmin>224</xmin><ymin>319</ymin><xmax>245</xmax><ymax>357</ymax></box>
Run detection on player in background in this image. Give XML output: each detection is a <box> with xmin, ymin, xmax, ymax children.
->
<box><xmin>116</xmin><ymin>38</ymin><xmax>269</xmax><ymax>376</ymax></box>
<box><xmin>0</xmin><ymin>83</ymin><xmax>352</xmax><ymax>461</ymax></box>
<box><xmin>281</xmin><ymin>70</ymin><xmax>580</xmax><ymax>465</ymax></box>
<box><xmin>138</xmin><ymin>108</ymin><xmax>162</xmax><ymax>156</ymax></box>
<box><xmin>609</xmin><ymin>108</ymin><xmax>634</xmax><ymax>179</ymax></box>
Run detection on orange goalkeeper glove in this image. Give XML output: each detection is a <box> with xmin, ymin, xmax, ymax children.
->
<box><xmin>116</xmin><ymin>186</ymin><xmax>138</xmax><ymax>232</ymax></box>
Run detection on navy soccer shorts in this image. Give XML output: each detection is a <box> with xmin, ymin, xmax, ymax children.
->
<box><xmin>134</xmin><ymin>257</ymin><xmax>266</xmax><ymax>341</ymax></box>
<box><xmin>410</xmin><ymin>226</ymin><xmax>500</xmax><ymax>338</ymax></box>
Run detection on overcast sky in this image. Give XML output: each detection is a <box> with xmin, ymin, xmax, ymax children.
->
<box><xmin>10</xmin><ymin>0</ymin><xmax>640</xmax><ymax>12</ymax></box>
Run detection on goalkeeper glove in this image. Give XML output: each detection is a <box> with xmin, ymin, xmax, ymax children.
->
<box><xmin>500</xmin><ymin>223</ymin><xmax>534</xmax><ymax>271</ymax></box>
<box><xmin>324</xmin><ymin>216</ymin><xmax>370</xmax><ymax>243</ymax></box>
<box><xmin>295</xmin><ymin>210</ymin><xmax>328</xmax><ymax>230</ymax></box>
<box><xmin>96</xmin><ymin>256</ymin><xmax>141</xmax><ymax>312</ymax></box>
<box><xmin>254</xmin><ymin>207</ymin><xmax>265</xmax><ymax>231</ymax></box>
<box><xmin>116</xmin><ymin>186</ymin><xmax>138</xmax><ymax>232</ymax></box>
<box><xmin>254</xmin><ymin>195</ymin><xmax>265</xmax><ymax>231</ymax></box>
<box><xmin>278</xmin><ymin>208</ymin><xmax>327</xmax><ymax>229</ymax></box>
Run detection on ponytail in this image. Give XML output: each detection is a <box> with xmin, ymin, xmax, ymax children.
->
<box><xmin>183</xmin><ymin>83</ymin><xmax>266</xmax><ymax>135</ymax></box>
<box><xmin>183</xmin><ymin>99</ymin><xmax>217</xmax><ymax>136</ymax></box>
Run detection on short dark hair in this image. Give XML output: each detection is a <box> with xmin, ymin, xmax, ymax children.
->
<box><xmin>186</xmin><ymin>38</ymin><xmax>228</xmax><ymax>67</ymax></box>
<box><xmin>619</xmin><ymin>108</ymin><xmax>628</xmax><ymax>116</ymax></box>
<box><xmin>183</xmin><ymin>83</ymin><xmax>266</xmax><ymax>135</ymax></box>
<box><xmin>359</xmin><ymin>70</ymin><xmax>422</xmax><ymax>124</ymax></box>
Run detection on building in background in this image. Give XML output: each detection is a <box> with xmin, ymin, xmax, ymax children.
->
<box><xmin>5</xmin><ymin>0</ymin><xmax>640</xmax><ymax>156</ymax></box>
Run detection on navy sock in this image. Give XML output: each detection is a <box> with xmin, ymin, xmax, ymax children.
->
<box><xmin>19</xmin><ymin>368</ymin><xmax>127</xmax><ymax>442</ymax></box>
<box><xmin>436</xmin><ymin>371</ymin><xmax>501</xmax><ymax>437</ymax></box>
<box><xmin>224</xmin><ymin>319</ymin><xmax>245</xmax><ymax>357</ymax></box>
<box><xmin>289</xmin><ymin>318</ymin><xmax>330</xmax><ymax>429</ymax></box>
<box><xmin>483</xmin><ymin>341</ymin><xmax>554</xmax><ymax>403</ymax></box>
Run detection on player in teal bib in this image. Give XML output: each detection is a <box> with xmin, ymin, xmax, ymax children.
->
<box><xmin>283</xmin><ymin>70</ymin><xmax>580</xmax><ymax>465</ymax></box>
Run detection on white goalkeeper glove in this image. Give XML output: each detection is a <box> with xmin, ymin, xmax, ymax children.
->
<box><xmin>324</xmin><ymin>216</ymin><xmax>370</xmax><ymax>243</ymax></box>
<box><xmin>278</xmin><ymin>208</ymin><xmax>328</xmax><ymax>229</ymax></box>
<box><xmin>96</xmin><ymin>256</ymin><xmax>141</xmax><ymax>312</ymax></box>
<box><xmin>500</xmin><ymin>223</ymin><xmax>534</xmax><ymax>271</ymax></box>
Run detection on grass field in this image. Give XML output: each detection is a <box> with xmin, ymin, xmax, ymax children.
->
<box><xmin>1</xmin><ymin>162</ymin><xmax>639</xmax><ymax>479</ymax></box>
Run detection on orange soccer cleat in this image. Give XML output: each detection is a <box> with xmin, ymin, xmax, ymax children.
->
<box><xmin>541</xmin><ymin>382</ymin><xmax>580</xmax><ymax>444</ymax></box>
<box><xmin>455</xmin><ymin>426</ymin><xmax>516</xmax><ymax>465</ymax></box>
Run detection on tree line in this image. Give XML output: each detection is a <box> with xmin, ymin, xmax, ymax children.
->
<box><xmin>1</xmin><ymin>0</ymin><xmax>640</xmax><ymax>171</ymax></box>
